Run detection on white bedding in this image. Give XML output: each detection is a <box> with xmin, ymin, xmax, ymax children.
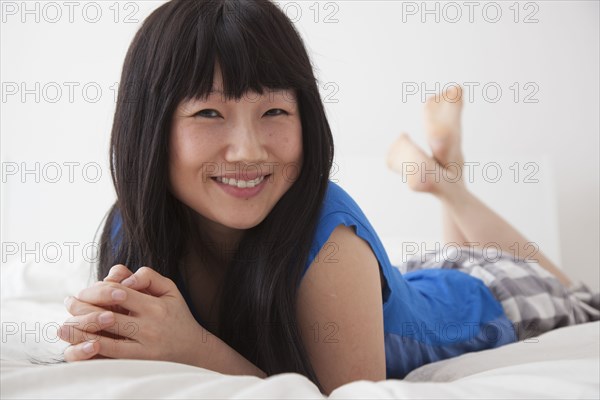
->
<box><xmin>2</xmin><ymin>260</ymin><xmax>599</xmax><ymax>399</ymax></box>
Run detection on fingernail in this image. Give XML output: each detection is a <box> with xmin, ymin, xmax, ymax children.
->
<box><xmin>63</xmin><ymin>296</ymin><xmax>71</xmax><ymax>306</ymax></box>
<box><xmin>121</xmin><ymin>276</ymin><xmax>136</xmax><ymax>287</ymax></box>
<box><xmin>98</xmin><ymin>311</ymin><xmax>114</xmax><ymax>325</ymax></box>
<box><xmin>83</xmin><ymin>342</ymin><xmax>95</xmax><ymax>354</ymax></box>
<box><xmin>111</xmin><ymin>289</ymin><xmax>126</xmax><ymax>301</ymax></box>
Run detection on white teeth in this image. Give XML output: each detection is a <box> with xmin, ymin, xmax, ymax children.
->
<box><xmin>216</xmin><ymin>175</ymin><xmax>265</xmax><ymax>188</ymax></box>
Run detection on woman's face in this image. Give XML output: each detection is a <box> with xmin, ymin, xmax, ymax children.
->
<box><xmin>169</xmin><ymin>65</ymin><xmax>303</xmax><ymax>238</ymax></box>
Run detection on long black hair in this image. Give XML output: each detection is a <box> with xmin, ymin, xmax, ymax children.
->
<box><xmin>97</xmin><ymin>0</ymin><xmax>334</xmax><ymax>392</ymax></box>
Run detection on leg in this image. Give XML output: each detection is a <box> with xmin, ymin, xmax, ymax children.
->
<box><xmin>440</xmin><ymin>181</ymin><xmax>572</xmax><ymax>287</ymax></box>
<box><xmin>387</xmin><ymin>86</ymin><xmax>468</xmax><ymax>247</ymax></box>
<box><xmin>441</xmin><ymin>205</ymin><xmax>467</xmax><ymax>246</ymax></box>
<box><xmin>386</xmin><ymin>85</ymin><xmax>573</xmax><ymax>287</ymax></box>
<box><xmin>425</xmin><ymin>85</ymin><xmax>468</xmax><ymax>247</ymax></box>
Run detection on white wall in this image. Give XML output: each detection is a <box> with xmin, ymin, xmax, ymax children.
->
<box><xmin>1</xmin><ymin>1</ymin><xmax>598</xmax><ymax>290</ymax></box>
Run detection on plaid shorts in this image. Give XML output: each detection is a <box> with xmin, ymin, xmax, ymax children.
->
<box><xmin>397</xmin><ymin>247</ymin><xmax>600</xmax><ymax>341</ymax></box>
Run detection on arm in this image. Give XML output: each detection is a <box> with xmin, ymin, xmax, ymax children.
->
<box><xmin>199</xmin><ymin>326</ymin><xmax>267</xmax><ymax>378</ymax></box>
<box><xmin>296</xmin><ymin>224</ymin><xmax>387</xmax><ymax>395</ymax></box>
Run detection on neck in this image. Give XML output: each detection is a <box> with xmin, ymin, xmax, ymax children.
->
<box><xmin>190</xmin><ymin>213</ymin><xmax>245</xmax><ymax>269</ymax></box>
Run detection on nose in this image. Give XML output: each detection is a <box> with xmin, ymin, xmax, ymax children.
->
<box><xmin>224</xmin><ymin>122</ymin><xmax>268</xmax><ymax>164</ymax></box>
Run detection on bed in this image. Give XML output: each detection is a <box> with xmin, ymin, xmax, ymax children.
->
<box><xmin>2</xmin><ymin>259</ymin><xmax>598</xmax><ymax>399</ymax></box>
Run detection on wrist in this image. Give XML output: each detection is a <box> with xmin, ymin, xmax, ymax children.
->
<box><xmin>193</xmin><ymin>326</ymin><xmax>267</xmax><ymax>378</ymax></box>
<box><xmin>183</xmin><ymin>324</ymin><xmax>214</xmax><ymax>368</ymax></box>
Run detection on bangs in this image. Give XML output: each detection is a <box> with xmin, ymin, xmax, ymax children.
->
<box><xmin>179</xmin><ymin>0</ymin><xmax>309</xmax><ymax>102</ymax></box>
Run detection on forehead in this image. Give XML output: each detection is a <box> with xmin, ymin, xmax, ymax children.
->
<box><xmin>196</xmin><ymin>61</ymin><xmax>297</xmax><ymax>102</ymax></box>
<box><xmin>184</xmin><ymin>87</ymin><xmax>297</xmax><ymax>105</ymax></box>
<box><xmin>178</xmin><ymin>60</ymin><xmax>299</xmax><ymax>108</ymax></box>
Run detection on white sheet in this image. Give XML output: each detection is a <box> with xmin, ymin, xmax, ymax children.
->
<box><xmin>2</xmin><ymin>328</ymin><xmax>598</xmax><ymax>399</ymax></box>
<box><xmin>2</xmin><ymin>259</ymin><xmax>599</xmax><ymax>399</ymax></box>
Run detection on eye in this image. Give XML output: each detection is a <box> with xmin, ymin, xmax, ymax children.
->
<box><xmin>194</xmin><ymin>109</ymin><xmax>221</xmax><ymax>118</ymax></box>
<box><xmin>264</xmin><ymin>108</ymin><xmax>288</xmax><ymax>117</ymax></box>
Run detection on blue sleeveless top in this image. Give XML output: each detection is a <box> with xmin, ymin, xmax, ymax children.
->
<box><xmin>305</xmin><ymin>180</ymin><xmax>516</xmax><ymax>379</ymax></box>
<box><xmin>109</xmin><ymin>180</ymin><xmax>517</xmax><ymax>379</ymax></box>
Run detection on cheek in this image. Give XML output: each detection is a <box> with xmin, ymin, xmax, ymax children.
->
<box><xmin>290</xmin><ymin>125</ymin><xmax>303</xmax><ymax>165</ymax></box>
<box><xmin>269</xmin><ymin>124</ymin><xmax>303</xmax><ymax>162</ymax></box>
<box><xmin>268</xmin><ymin>124</ymin><xmax>303</xmax><ymax>182</ymax></box>
<box><xmin>168</xmin><ymin>144</ymin><xmax>190</xmax><ymax>196</ymax></box>
<box><xmin>169</xmin><ymin>133</ymin><xmax>215</xmax><ymax>195</ymax></box>
<box><xmin>170</xmin><ymin>129</ymin><xmax>216</xmax><ymax>170</ymax></box>
<box><xmin>169</xmin><ymin>137</ymin><xmax>193</xmax><ymax>182</ymax></box>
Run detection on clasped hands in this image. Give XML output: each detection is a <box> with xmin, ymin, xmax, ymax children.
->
<box><xmin>58</xmin><ymin>264</ymin><xmax>206</xmax><ymax>366</ymax></box>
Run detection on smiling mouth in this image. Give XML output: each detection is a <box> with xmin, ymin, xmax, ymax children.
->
<box><xmin>211</xmin><ymin>174</ymin><xmax>271</xmax><ymax>189</ymax></box>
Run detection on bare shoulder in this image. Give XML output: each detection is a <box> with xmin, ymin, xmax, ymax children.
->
<box><xmin>296</xmin><ymin>224</ymin><xmax>386</xmax><ymax>395</ymax></box>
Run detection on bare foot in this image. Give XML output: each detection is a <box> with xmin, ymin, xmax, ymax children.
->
<box><xmin>386</xmin><ymin>133</ymin><xmax>454</xmax><ymax>195</ymax></box>
<box><xmin>424</xmin><ymin>85</ymin><xmax>464</xmax><ymax>168</ymax></box>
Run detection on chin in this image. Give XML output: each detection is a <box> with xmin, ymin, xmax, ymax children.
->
<box><xmin>222</xmin><ymin>215</ymin><xmax>266</xmax><ymax>230</ymax></box>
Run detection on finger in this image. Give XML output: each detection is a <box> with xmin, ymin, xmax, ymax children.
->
<box><xmin>58</xmin><ymin>311</ymin><xmax>134</xmax><ymax>344</ymax></box>
<box><xmin>98</xmin><ymin>265</ymin><xmax>137</xmax><ymax>315</ymax></box>
<box><xmin>65</xmin><ymin>294</ymin><xmax>131</xmax><ymax>317</ymax></box>
<box><xmin>91</xmin><ymin>354</ymin><xmax>112</xmax><ymax>359</ymax></box>
<box><xmin>93</xmin><ymin>334</ymin><xmax>144</xmax><ymax>360</ymax></box>
<box><xmin>76</xmin><ymin>282</ymin><xmax>153</xmax><ymax>315</ymax></box>
<box><xmin>58</xmin><ymin>311</ymin><xmax>115</xmax><ymax>344</ymax></box>
<box><xmin>59</xmin><ymin>324</ymin><xmax>106</xmax><ymax>345</ymax></box>
<box><xmin>103</xmin><ymin>264</ymin><xmax>133</xmax><ymax>283</ymax></box>
<box><xmin>121</xmin><ymin>266</ymin><xmax>175</xmax><ymax>297</ymax></box>
<box><xmin>104</xmin><ymin>265</ymin><xmax>153</xmax><ymax>296</ymax></box>
<box><xmin>64</xmin><ymin>295</ymin><xmax>109</xmax><ymax>316</ymax></box>
<box><xmin>63</xmin><ymin>340</ymin><xmax>99</xmax><ymax>362</ymax></box>
<box><xmin>76</xmin><ymin>282</ymin><xmax>131</xmax><ymax>308</ymax></box>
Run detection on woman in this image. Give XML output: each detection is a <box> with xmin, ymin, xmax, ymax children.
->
<box><xmin>58</xmin><ymin>0</ymin><xmax>599</xmax><ymax>395</ymax></box>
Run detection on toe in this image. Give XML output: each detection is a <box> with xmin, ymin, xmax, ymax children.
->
<box><xmin>443</xmin><ymin>85</ymin><xmax>463</xmax><ymax>104</ymax></box>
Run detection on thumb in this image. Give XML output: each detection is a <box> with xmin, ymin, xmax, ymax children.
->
<box><xmin>120</xmin><ymin>266</ymin><xmax>174</xmax><ymax>297</ymax></box>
